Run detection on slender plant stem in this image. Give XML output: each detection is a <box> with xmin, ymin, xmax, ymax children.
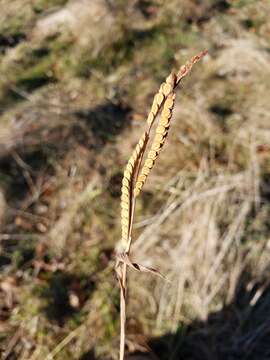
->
<box><xmin>119</xmin><ymin>192</ymin><xmax>137</xmax><ymax>359</ymax></box>
<box><xmin>119</xmin><ymin>263</ymin><xmax>127</xmax><ymax>360</ymax></box>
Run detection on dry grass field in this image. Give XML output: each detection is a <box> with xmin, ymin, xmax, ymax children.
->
<box><xmin>0</xmin><ymin>0</ymin><xmax>270</xmax><ymax>359</ymax></box>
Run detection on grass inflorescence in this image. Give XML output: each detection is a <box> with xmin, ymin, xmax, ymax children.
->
<box><xmin>116</xmin><ymin>50</ymin><xmax>207</xmax><ymax>360</ymax></box>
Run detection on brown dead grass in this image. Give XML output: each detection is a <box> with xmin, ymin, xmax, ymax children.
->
<box><xmin>0</xmin><ymin>0</ymin><xmax>270</xmax><ymax>359</ymax></box>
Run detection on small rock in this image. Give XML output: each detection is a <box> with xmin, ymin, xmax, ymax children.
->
<box><xmin>36</xmin><ymin>223</ymin><xmax>47</xmax><ymax>233</ymax></box>
<box><xmin>35</xmin><ymin>204</ymin><xmax>48</xmax><ymax>215</ymax></box>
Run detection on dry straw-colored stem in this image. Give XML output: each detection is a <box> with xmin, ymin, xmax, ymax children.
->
<box><xmin>116</xmin><ymin>50</ymin><xmax>207</xmax><ymax>360</ymax></box>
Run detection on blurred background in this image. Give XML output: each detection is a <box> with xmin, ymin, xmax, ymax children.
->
<box><xmin>0</xmin><ymin>0</ymin><xmax>270</xmax><ymax>359</ymax></box>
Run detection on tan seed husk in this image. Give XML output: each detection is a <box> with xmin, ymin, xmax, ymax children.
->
<box><xmin>138</xmin><ymin>138</ymin><xmax>145</xmax><ymax>148</ymax></box>
<box><xmin>156</xmin><ymin>125</ymin><xmax>166</xmax><ymax>135</ymax></box>
<box><xmin>122</xmin><ymin>217</ymin><xmax>129</xmax><ymax>226</ymax></box>
<box><xmin>147</xmin><ymin>113</ymin><xmax>154</xmax><ymax>126</ymax></box>
<box><xmin>138</xmin><ymin>174</ymin><xmax>147</xmax><ymax>183</ymax></box>
<box><xmin>129</xmin><ymin>157</ymin><xmax>135</xmax><ymax>167</ymax></box>
<box><xmin>151</xmin><ymin>103</ymin><xmax>159</xmax><ymax>115</ymax></box>
<box><xmin>154</xmin><ymin>133</ymin><xmax>164</xmax><ymax>143</ymax></box>
<box><xmin>148</xmin><ymin>150</ymin><xmax>158</xmax><ymax>160</ymax></box>
<box><xmin>162</xmin><ymin>107</ymin><xmax>171</xmax><ymax>118</ymax></box>
<box><xmin>141</xmin><ymin>166</ymin><xmax>151</xmax><ymax>176</ymax></box>
<box><xmin>121</xmin><ymin>185</ymin><xmax>129</xmax><ymax>196</ymax></box>
<box><xmin>121</xmin><ymin>193</ymin><xmax>129</xmax><ymax>202</ymax></box>
<box><xmin>121</xmin><ymin>202</ymin><xmax>129</xmax><ymax>210</ymax></box>
<box><xmin>160</xmin><ymin>117</ymin><xmax>170</xmax><ymax>127</ymax></box>
<box><xmin>121</xmin><ymin>208</ymin><xmax>129</xmax><ymax>217</ymax></box>
<box><xmin>122</xmin><ymin>178</ymin><xmax>129</xmax><ymax>187</ymax></box>
<box><xmin>145</xmin><ymin>159</ymin><xmax>154</xmax><ymax>168</ymax></box>
<box><xmin>152</xmin><ymin>142</ymin><xmax>161</xmax><ymax>151</ymax></box>
<box><xmin>165</xmin><ymin>97</ymin><xmax>174</xmax><ymax>109</ymax></box>
<box><xmin>136</xmin><ymin>181</ymin><xmax>143</xmax><ymax>190</ymax></box>
<box><xmin>133</xmin><ymin>188</ymin><xmax>140</xmax><ymax>197</ymax></box>
<box><xmin>166</xmin><ymin>73</ymin><xmax>177</xmax><ymax>86</ymax></box>
<box><xmin>162</xmin><ymin>83</ymin><xmax>173</xmax><ymax>97</ymax></box>
<box><xmin>124</xmin><ymin>170</ymin><xmax>132</xmax><ymax>181</ymax></box>
<box><xmin>127</xmin><ymin>163</ymin><xmax>133</xmax><ymax>173</ymax></box>
<box><xmin>154</xmin><ymin>93</ymin><xmax>164</xmax><ymax>106</ymax></box>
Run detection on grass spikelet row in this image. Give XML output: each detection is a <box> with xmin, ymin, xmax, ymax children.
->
<box><xmin>147</xmin><ymin>72</ymin><xmax>177</xmax><ymax>127</ymax></box>
<box><xmin>176</xmin><ymin>49</ymin><xmax>208</xmax><ymax>85</ymax></box>
<box><xmin>134</xmin><ymin>92</ymin><xmax>176</xmax><ymax>197</ymax></box>
<box><xmin>120</xmin><ymin>73</ymin><xmax>178</xmax><ymax>240</ymax></box>
<box><xmin>121</xmin><ymin>132</ymin><xmax>148</xmax><ymax>243</ymax></box>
